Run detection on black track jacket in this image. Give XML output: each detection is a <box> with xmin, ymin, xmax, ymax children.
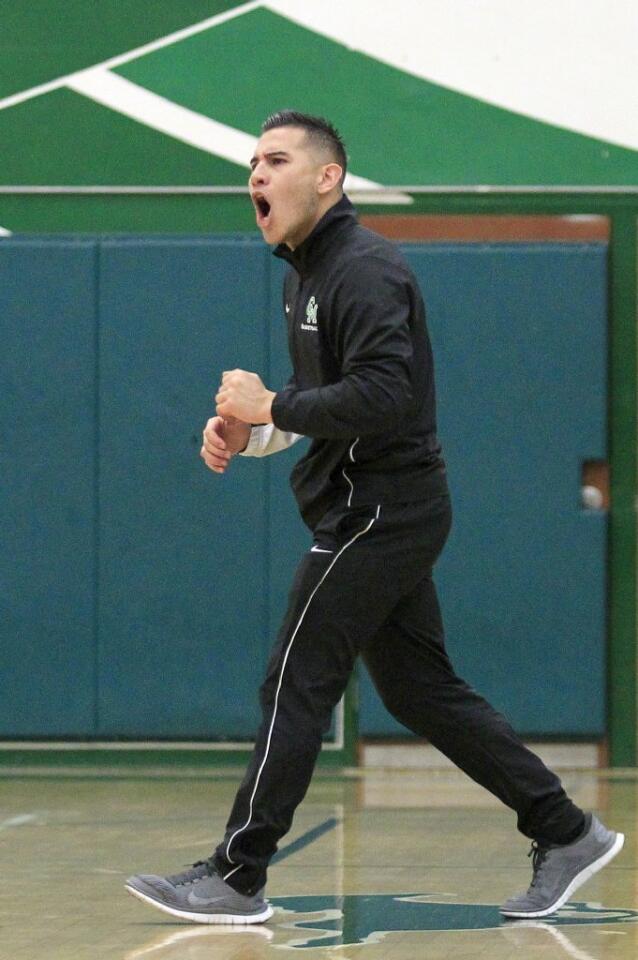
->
<box><xmin>271</xmin><ymin>195</ymin><xmax>447</xmax><ymax>530</ymax></box>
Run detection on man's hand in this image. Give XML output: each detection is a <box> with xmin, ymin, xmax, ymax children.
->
<box><xmin>200</xmin><ymin>416</ymin><xmax>251</xmax><ymax>474</ymax></box>
<box><xmin>216</xmin><ymin>370</ymin><xmax>275</xmax><ymax>424</ymax></box>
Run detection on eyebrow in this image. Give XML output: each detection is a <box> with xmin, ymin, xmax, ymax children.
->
<box><xmin>249</xmin><ymin>150</ymin><xmax>290</xmax><ymax>169</ymax></box>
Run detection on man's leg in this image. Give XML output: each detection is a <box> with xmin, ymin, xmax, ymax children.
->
<box><xmin>361</xmin><ymin>573</ymin><xmax>584</xmax><ymax>843</ymax></box>
<box><xmin>211</xmin><ymin>500</ymin><xmax>443</xmax><ymax>894</ymax></box>
<box><xmin>126</xmin><ymin>498</ymin><xmax>442</xmax><ymax>920</ymax></box>
<box><xmin>211</xmin><ymin>544</ymin><xmax>367</xmax><ymax>894</ymax></box>
<box><xmin>361</xmin><ymin>564</ymin><xmax>623</xmax><ymax>916</ymax></box>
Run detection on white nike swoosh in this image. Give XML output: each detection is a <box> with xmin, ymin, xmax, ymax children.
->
<box><xmin>285</xmin><ymin>304</ymin><xmax>290</xmax><ymax>313</ymax></box>
<box><xmin>311</xmin><ymin>546</ymin><xmax>333</xmax><ymax>554</ymax></box>
<box><xmin>186</xmin><ymin>891</ymin><xmax>226</xmax><ymax>906</ymax></box>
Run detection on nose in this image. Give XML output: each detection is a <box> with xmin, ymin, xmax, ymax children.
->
<box><xmin>249</xmin><ymin>161</ymin><xmax>268</xmax><ymax>187</ymax></box>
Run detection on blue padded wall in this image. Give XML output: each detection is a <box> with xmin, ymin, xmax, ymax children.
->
<box><xmin>97</xmin><ymin>239</ymin><xmax>271</xmax><ymax>737</ymax></box>
<box><xmin>0</xmin><ymin>239</ymin><xmax>98</xmax><ymax>734</ymax></box>
<box><xmin>0</xmin><ymin>238</ymin><xmax>608</xmax><ymax>740</ymax></box>
<box><xmin>359</xmin><ymin>243</ymin><xmax>608</xmax><ymax>737</ymax></box>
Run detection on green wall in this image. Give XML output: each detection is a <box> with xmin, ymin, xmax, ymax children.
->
<box><xmin>2</xmin><ymin>1</ymin><xmax>638</xmax><ymax>235</ymax></box>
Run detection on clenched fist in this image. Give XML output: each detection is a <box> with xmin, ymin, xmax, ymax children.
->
<box><xmin>215</xmin><ymin>369</ymin><xmax>275</xmax><ymax>424</ymax></box>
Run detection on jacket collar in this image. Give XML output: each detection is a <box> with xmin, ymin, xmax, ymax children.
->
<box><xmin>273</xmin><ymin>194</ymin><xmax>357</xmax><ymax>276</ymax></box>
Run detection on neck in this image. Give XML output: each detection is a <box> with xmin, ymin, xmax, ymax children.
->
<box><xmin>273</xmin><ymin>194</ymin><xmax>355</xmax><ymax>276</ymax></box>
<box><xmin>287</xmin><ymin>191</ymin><xmax>343</xmax><ymax>250</ymax></box>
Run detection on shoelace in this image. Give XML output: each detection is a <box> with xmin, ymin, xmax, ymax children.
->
<box><xmin>166</xmin><ymin>859</ymin><xmax>215</xmax><ymax>886</ymax></box>
<box><xmin>528</xmin><ymin>841</ymin><xmax>550</xmax><ymax>887</ymax></box>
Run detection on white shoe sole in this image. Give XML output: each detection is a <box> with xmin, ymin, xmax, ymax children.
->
<box><xmin>125</xmin><ymin>882</ymin><xmax>274</xmax><ymax>924</ymax></box>
<box><xmin>500</xmin><ymin>831</ymin><xmax>625</xmax><ymax>919</ymax></box>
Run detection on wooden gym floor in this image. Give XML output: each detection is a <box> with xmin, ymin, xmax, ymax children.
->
<box><xmin>1</xmin><ymin>763</ymin><xmax>636</xmax><ymax>959</ymax></box>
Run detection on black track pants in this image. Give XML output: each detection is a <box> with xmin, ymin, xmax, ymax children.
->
<box><xmin>213</xmin><ymin>495</ymin><xmax>584</xmax><ymax>895</ymax></box>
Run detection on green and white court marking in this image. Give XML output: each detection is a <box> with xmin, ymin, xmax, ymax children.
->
<box><xmin>268</xmin><ymin>897</ymin><xmax>638</xmax><ymax>949</ymax></box>
<box><xmin>2</xmin><ymin>0</ymin><xmax>638</xmax><ymax>199</ymax></box>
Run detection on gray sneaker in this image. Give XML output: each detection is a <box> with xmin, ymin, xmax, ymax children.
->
<box><xmin>500</xmin><ymin>814</ymin><xmax>624</xmax><ymax>918</ymax></box>
<box><xmin>125</xmin><ymin>861</ymin><xmax>273</xmax><ymax>924</ymax></box>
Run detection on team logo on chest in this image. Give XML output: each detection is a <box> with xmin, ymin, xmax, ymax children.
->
<box><xmin>301</xmin><ymin>295</ymin><xmax>319</xmax><ymax>332</ymax></box>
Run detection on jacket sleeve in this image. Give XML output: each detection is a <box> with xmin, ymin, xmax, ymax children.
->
<box><xmin>239</xmin><ymin>424</ymin><xmax>304</xmax><ymax>457</ymax></box>
<box><xmin>271</xmin><ymin>257</ymin><xmax>414</xmax><ymax>438</ymax></box>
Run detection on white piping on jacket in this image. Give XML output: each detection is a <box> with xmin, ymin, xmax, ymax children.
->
<box><xmin>341</xmin><ymin>437</ymin><xmax>359</xmax><ymax>507</ymax></box>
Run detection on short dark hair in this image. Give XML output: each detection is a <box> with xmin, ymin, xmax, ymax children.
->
<box><xmin>261</xmin><ymin>110</ymin><xmax>347</xmax><ymax>184</ymax></box>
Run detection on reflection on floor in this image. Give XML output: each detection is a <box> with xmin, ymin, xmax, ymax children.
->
<box><xmin>0</xmin><ymin>764</ymin><xmax>635</xmax><ymax>959</ymax></box>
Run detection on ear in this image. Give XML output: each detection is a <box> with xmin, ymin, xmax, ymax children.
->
<box><xmin>317</xmin><ymin>162</ymin><xmax>343</xmax><ymax>195</ymax></box>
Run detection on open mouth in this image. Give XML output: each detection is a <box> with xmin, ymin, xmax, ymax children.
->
<box><xmin>253</xmin><ymin>193</ymin><xmax>271</xmax><ymax>224</ymax></box>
